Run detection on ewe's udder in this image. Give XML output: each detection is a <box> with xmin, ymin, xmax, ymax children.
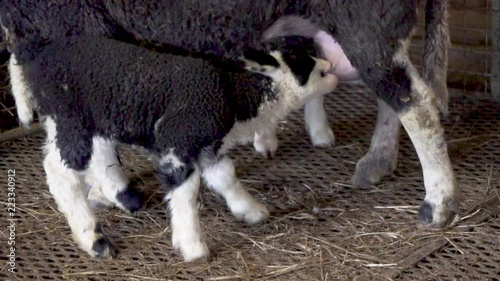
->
<box><xmin>314</xmin><ymin>31</ymin><xmax>359</xmax><ymax>81</ymax></box>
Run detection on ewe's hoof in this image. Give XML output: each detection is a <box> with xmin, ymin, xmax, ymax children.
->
<box><xmin>418</xmin><ymin>198</ymin><xmax>459</xmax><ymax>229</ymax></box>
<box><xmin>351</xmin><ymin>153</ymin><xmax>396</xmax><ymax>187</ymax></box>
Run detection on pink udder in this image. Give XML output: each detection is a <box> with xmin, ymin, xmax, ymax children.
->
<box><xmin>314</xmin><ymin>31</ymin><xmax>359</xmax><ymax>81</ymax></box>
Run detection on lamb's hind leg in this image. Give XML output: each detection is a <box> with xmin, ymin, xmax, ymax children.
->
<box><xmin>351</xmin><ymin>99</ymin><xmax>400</xmax><ymax>186</ymax></box>
<box><xmin>43</xmin><ymin>117</ymin><xmax>114</xmax><ymax>258</ymax></box>
<box><xmin>158</xmin><ymin>153</ymin><xmax>209</xmax><ymax>261</ymax></box>
<box><xmin>86</xmin><ymin>137</ymin><xmax>143</xmax><ymax>213</ymax></box>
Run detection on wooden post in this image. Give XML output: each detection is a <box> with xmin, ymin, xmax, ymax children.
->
<box><xmin>493</xmin><ymin>0</ymin><xmax>500</xmax><ymax>101</ymax></box>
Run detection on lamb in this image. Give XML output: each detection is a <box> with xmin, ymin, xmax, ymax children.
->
<box><xmin>24</xmin><ymin>36</ymin><xmax>338</xmax><ymax>260</ymax></box>
<box><xmin>1</xmin><ymin>0</ymin><xmax>458</xmax><ymax>229</ymax></box>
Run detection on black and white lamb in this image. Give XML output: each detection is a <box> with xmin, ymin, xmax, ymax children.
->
<box><xmin>25</xmin><ymin>36</ymin><xmax>338</xmax><ymax>260</ymax></box>
<box><xmin>1</xmin><ymin>0</ymin><xmax>458</xmax><ymax>231</ymax></box>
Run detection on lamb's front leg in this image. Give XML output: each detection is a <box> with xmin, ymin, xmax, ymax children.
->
<box><xmin>160</xmin><ymin>161</ymin><xmax>209</xmax><ymax>261</ymax></box>
<box><xmin>253</xmin><ymin>127</ymin><xmax>279</xmax><ymax>158</ymax></box>
<box><xmin>397</xmin><ymin>82</ymin><xmax>459</xmax><ymax>227</ymax></box>
<box><xmin>304</xmin><ymin>96</ymin><xmax>335</xmax><ymax>147</ymax></box>
<box><xmin>43</xmin><ymin>118</ymin><xmax>114</xmax><ymax>258</ymax></box>
<box><xmin>252</xmin><ymin>96</ymin><xmax>334</xmax><ymax>157</ymax></box>
<box><xmin>202</xmin><ymin>156</ymin><xmax>269</xmax><ymax>224</ymax></box>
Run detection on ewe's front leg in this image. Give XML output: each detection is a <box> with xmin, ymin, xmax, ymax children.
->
<box><xmin>398</xmin><ymin>85</ymin><xmax>459</xmax><ymax>227</ymax></box>
<box><xmin>160</xmin><ymin>161</ymin><xmax>208</xmax><ymax>261</ymax></box>
<box><xmin>379</xmin><ymin>50</ymin><xmax>459</xmax><ymax>228</ymax></box>
<box><xmin>351</xmin><ymin>99</ymin><xmax>400</xmax><ymax>186</ymax></box>
<box><xmin>304</xmin><ymin>96</ymin><xmax>335</xmax><ymax>147</ymax></box>
<box><xmin>202</xmin><ymin>156</ymin><xmax>269</xmax><ymax>224</ymax></box>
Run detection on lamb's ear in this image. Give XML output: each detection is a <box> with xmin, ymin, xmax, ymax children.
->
<box><xmin>242</xmin><ymin>48</ymin><xmax>281</xmax><ymax>77</ymax></box>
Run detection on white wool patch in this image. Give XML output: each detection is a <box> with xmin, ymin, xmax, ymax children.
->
<box><xmin>9</xmin><ymin>55</ymin><xmax>34</xmax><ymax>126</ymax></box>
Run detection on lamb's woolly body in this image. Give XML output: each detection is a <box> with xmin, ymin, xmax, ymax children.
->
<box><xmin>24</xmin><ymin>36</ymin><xmax>337</xmax><ymax>260</ymax></box>
<box><xmin>28</xmin><ymin>37</ymin><xmax>284</xmax><ymax>168</ymax></box>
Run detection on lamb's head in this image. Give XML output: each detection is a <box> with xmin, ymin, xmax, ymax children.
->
<box><xmin>242</xmin><ymin>47</ymin><xmax>338</xmax><ymax>107</ymax></box>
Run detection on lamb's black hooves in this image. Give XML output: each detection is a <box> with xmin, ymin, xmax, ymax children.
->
<box><xmin>92</xmin><ymin>224</ymin><xmax>116</xmax><ymax>258</ymax></box>
<box><xmin>92</xmin><ymin>235</ymin><xmax>116</xmax><ymax>259</ymax></box>
<box><xmin>116</xmin><ymin>185</ymin><xmax>144</xmax><ymax>213</ymax></box>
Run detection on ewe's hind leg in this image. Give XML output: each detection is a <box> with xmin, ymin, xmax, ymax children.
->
<box><xmin>9</xmin><ymin>55</ymin><xmax>33</xmax><ymax>126</ymax></box>
<box><xmin>86</xmin><ymin>137</ymin><xmax>143</xmax><ymax>213</ymax></box>
<box><xmin>43</xmin><ymin>118</ymin><xmax>114</xmax><ymax>258</ymax></box>
<box><xmin>351</xmin><ymin>99</ymin><xmax>400</xmax><ymax>186</ymax></box>
<box><xmin>202</xmin><ymin>156</ymin><xmax>269</xmax><ymax>224</ymax></box>
<box><xmin>159</xmin><ymin>157</ymin><xmax>208</xmax><ymax>261</ymax></box>
<box><xmin>304</xmin><ymin>96</ymin><xmax>335</xmax><ymax>147</ymax></box>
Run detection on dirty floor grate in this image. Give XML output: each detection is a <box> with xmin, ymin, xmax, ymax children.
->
<box><xmin>0</xmin><ymin>84</ymin><xmax>498</xmax><ymax>280</ymax></box>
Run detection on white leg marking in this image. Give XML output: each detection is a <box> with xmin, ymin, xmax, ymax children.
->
<box><xmin>9</xmin><ymin>55</ymin><xmax>33</xmax><ymax>126</ymax></box>
<box><xmin>304</xmin><ymin>96</ymin><xmax>335</xmax><ymax>147</ymax></box>
<box><xmin>43</xmin><ymin>118</ymin><xmax>106</xmax><ymax>257</ymax></box>
<box><xmin>399</xmin><ymin>78</ymin><xmax>458</xmax><ymax>226</ymax></box>
<box><xmin>86</xmin><ymin>137</ymin><xmax>129</xmax><ymax>211</ymax></box>
<box><xmin>202</xmin><ymin>157</ymin><xmax>269</xmax><ymax>224</ymax></box>
<box><xmin>253</xmin><ymin>128</ymin><xmax>279</xmax><ymax>158</ymax></box>
<box><xmin>165</xmin><ymin>168</ymin><xmax>209</xmax><ymax>261</ymax></box>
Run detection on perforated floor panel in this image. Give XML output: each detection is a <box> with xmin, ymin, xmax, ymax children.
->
<box><xmin>0</xmin><ymin>84</ymin><xmax>498</xmax><ymax>281</ymax></box>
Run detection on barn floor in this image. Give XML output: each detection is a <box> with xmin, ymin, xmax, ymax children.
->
<box><xmin>0</xmin><ymin>84</ymin><xmax>499</xmax><ymax>281</ymax></box>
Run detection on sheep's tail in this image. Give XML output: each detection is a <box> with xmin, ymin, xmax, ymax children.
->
<box><xmin>262</xmin><ymin>16</ymin><xmax>320</xmax><ymax>41</ymax></box>
<box><xmin>8</xmin><ymin>55</ymin><xmax>34</xmax><ymax>127</ymax></box>
<box><xmin>423</xmin><ymin>0</ymin><xmax>450</xmax><ymax>116</ymax></box>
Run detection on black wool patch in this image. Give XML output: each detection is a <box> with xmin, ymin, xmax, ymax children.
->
<box><xmin>281</xmin><ymin>48</ymin><xmax>315</xmax><ymax>86</ymax></box>
<box><xmin>157</xmin><ymin>164</ymin><xmax>195</xmax><ymax>191</ymax></box>
<box><xmin>373</xmin><ymin>64</ymin><xmax>414</xmax><ymax>112</ymax></box>
<box><xmin>116</xmin><ymin>185</ymin><xmax>144</xmax><ymax>213</ymax></box>
<box><xmin>243</xmin><ymin>49</ymin><xmax>280</xmax><ymax>67</ymax></box>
